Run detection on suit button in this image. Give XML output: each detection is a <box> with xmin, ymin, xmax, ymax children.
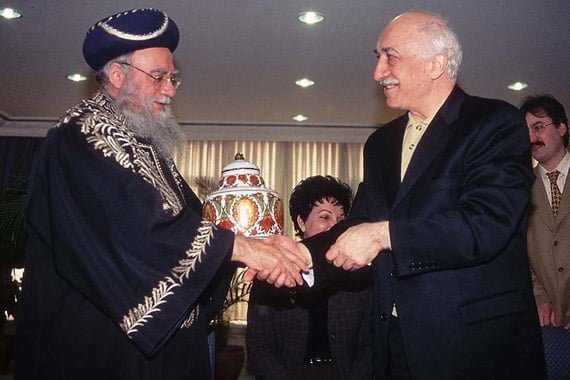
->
<box><xmin>380</xmin><ymin>313</ymin><xmax>388</xmax><ymax>321</ymax></box>
<box><xmin>553</xmin><ymin>240</ymin><xmax>559</xmax><ymax>246</ymax></box>
<box><xmin>558</xmin><ymin>267</ymin><xmax>564</xmax><ymax>272</ymax></box>
<box><xmin>330</xmin><ymin>333</ymin><xmax>337</xmax><ymax>340</ymax></box>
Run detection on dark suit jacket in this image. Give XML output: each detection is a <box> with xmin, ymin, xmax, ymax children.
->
<box><xmin>246</xmin><ymin>269</ymin><xmax>373</xmax><ymax>380</ymax></box>
<box><xmin>305</xmin><ymin>87</ymin><xmax>546</xmax><ymax>380</ymax></box>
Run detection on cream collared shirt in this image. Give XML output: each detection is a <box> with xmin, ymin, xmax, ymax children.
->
<box><xmin>401</xmin><ymin>112</ymin><xmax>437</xmax><ymax>181</ymax></box>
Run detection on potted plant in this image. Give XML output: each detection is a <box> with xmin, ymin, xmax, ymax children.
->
<box><xmin>0</xmin><ymin>177</ymin><xmax>28</xmax><ymax>373</ymax></box>
<box><xmin>209</xmin><ymin>268</ymin><xmax>252</xmax><ymax>380</ymax></box>
<box><xmin>210</xmin><ymin>268</ymin><xmax>252</xmax><ymax>347</ymax></box>
<box><xmin>0</xmin><ymin>177</ymin><xmax>27</xmax><ymax>274</ymax></box>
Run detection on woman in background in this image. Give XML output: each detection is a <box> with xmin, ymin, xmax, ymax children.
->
<box><xmin>247</xmin><ymin>175</ymin><xmax>373</xmax><ymax>380</ymax></box>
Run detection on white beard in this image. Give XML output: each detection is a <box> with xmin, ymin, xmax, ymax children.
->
<box><xmin>113</xmin><ymin>81</ymin><xmax>186</xmax><ymax>159</ymax></box>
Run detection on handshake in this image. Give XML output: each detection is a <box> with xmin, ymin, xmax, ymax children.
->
<box><xmin>232</xmin><ymin>221</ymin><xmax>391</xmax><ymax>288</ymax></box>
<box><xmin>231</xmin><ymin>234</ymin><xmax>309</xmax><ymax>288</ymax></box>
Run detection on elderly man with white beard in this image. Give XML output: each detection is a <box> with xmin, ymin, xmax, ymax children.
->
<box><xmin>15</xmin><ymin>8</ymin><xmax>307</xmax><ymax>380</ymax></box>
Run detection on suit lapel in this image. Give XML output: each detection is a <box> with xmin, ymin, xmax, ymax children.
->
<box><xmin>382</xmin><ymin>118</ymin><xmax>406</xmax><ymax>208</ymax></box>
<box><xmin>392</xmin><ymin>87</ymin><xmax>465</xmax><ymax>211</ymax></box>
<box><xmin>364</xmin><ymin>115</ymin><xmax>405</xmax><ymax>218</ymax></box>
<box><xmin>554</xmin><ymin>165</ymin><xmax>570</xmax><ymax>226</ymax></box>
<box><xmin>532</xmin><ymin>167</ymin><xmax>555</xmax><ymax>230</ymax></box>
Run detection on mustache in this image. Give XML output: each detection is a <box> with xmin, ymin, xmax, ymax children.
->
<box><xmin>154</xmin><ymin>96</ymin><xmax>172</xmax><ymax>105</ymax></box>
<box><xmin>378</xmin><ymin>78</ymin><xmax>400</xmax><ymax>87</ymax></box>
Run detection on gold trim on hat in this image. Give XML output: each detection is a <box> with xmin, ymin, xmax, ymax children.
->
<box><xmin>97</xmin><ymin>9</ymin><xmax>169</xmax><ymax>41</ymax></box>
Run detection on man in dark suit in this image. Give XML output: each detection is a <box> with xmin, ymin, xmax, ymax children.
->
<box><xmin>297</xmin><ymin>10</ymin><xmax>547</xmax><ymax>380</ymax></box>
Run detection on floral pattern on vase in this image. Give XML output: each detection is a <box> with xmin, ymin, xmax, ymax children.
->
<box><xmin>203</xmin><ymin>153</ymin><xmax>284</xmax><ymax>238</ymax></box>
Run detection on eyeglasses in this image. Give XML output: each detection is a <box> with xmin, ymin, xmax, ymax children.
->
<box><xmin>119</xmin><ymin>62</ymin><xmax>182</xmax><ymax>90</ymax></box>
<box><xmin>528</xmin><ymin>122</ymin><xmax>555</xmax><ymax>134</ymax></box>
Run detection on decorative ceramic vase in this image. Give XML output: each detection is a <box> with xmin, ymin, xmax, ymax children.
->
<box><xmin>203</xmin><ymin>153</ymin><xmax>284</xmax><ymax>238</ymax></box>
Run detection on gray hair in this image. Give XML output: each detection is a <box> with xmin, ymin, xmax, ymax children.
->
<box><xmin>416</xmin><ymin>13</ymin><xmax>462</xmax><ymax>80</ymax></box>
<box><xmin>95</xmin><ymin>52</ymin><xmax>134</xmax><ymax>86</ymax></box>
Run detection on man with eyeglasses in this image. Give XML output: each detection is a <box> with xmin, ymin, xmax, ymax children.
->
<box><xmin>15</xmin><ymin>8</ymin><xmax>308</xmax><ymax>380</ymax></box>
<box><xmin>521</xmin><ymin>94</ymin><xmax>570</xmax><ymax>331</ymax></box>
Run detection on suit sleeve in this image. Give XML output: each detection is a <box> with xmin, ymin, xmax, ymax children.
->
<box><xmin>41</xmin><ymin>125</ymin><xmax>235</xmax><ymax>356</ymax></box>
<box><xmin>301</xmin><ymin>218</ymin><xmax>367</xmax><ymax>287</ymax></box>
<box><xmin>530</xmin><ymin>265</ymin><xmax>551</xmax><ymax>306</ymax></box>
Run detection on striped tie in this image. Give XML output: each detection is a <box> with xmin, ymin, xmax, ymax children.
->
<box><xmin>547</xmin><ymin>171</ymin><xmax>562</xmax><ymax>216</ymax></box>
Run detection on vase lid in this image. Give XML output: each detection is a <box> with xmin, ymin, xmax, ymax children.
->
<box><xmin>203</xmin><ymin>153</ymin><xmax>284</xmax><ymax>237</ymax></box>
<box><xmin>221</xmin><ymin>153</ymin><xmax>260</xmax><ymax>177</ymax></box>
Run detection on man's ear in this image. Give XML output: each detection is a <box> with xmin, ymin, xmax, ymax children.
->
<box><xmin>558</xmin><ymin>123</ymin><xmax>568</xmax><ymax>138</ymax></box>
<box><xmin>427</xmin><ymin>53</ymin><xmax>447</xmax><ymax>80</ymax></box>
<box><xmin>296</xmin><ymin>215</ymin><xmax>307</xmax><ymax>233</ymax></box>
<box><xmin>107</xmin><ymin>61</ymin><xmax>126</xmax><ymax>90</ymax></box>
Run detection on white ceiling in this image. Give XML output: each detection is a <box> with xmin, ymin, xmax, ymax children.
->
<box><xmin>1</xmin><ymin>0</ymin><xmax>569</xmax><ymax>142</ymax></box>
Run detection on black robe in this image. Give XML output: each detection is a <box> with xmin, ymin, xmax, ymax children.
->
<box><xmin>15</xmin><ymin>92</ymin><xmax>235</xmax><ymax>379</ymax></box>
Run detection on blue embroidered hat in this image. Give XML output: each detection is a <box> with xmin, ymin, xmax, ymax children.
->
<box><xmin>83</xmin><ymin>8</ymin><xmax>179</xmax><ymax>71</ymax></box>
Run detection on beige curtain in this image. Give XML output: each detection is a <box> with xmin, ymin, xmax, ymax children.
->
<box><xmin>174</xmin><ymin>140</ymin><xmax>364</xmax><ymax>237</ymax></box>
<box><xmin>173</xmin><ymin>139</ymin><xmax>364</xmax><ymax>321</ymax></box>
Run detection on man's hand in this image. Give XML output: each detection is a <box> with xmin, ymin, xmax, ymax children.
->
<box><xmin>326</xmin><ymin>221</ymin><xmax>391</xmax><ymax>271</ymax></box>
<box><xmin>537</xmin><ymin>302</ymin><xmax>557</xmax><ymax>327</ymax></box>
<box><xmin>263</xmin><ymin>235</ymin><xmax>312</xmax><ymax>267</ymax></box>
<box><xmin>232</xmin><ymin>235</ymin><xmax>308</xmax><ymax>288</ymax></box>
<box><xmin>250</xmin><ymin>235</ymin><xmax>312</xmax><ymax>283</ymax></box>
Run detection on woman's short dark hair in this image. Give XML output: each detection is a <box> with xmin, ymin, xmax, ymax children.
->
<box><xmin>289</xmin><ymin>175</ymin><xmax>353</xmax><ymax>237</ymax></box>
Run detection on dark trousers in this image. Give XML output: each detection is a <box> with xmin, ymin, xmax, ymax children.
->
<box><xmin>388</xmin><ymin>316</ymin><xmax>412</xmax><ymax>379</ymax></box>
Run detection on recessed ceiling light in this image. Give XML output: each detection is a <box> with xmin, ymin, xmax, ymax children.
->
<box><xmin>67</xmin><ymin>73</ymin><xmax>87</xmax><ymax>82</ymax></box>
<box><xmin>295</xmin><ymin>78</ymin><xmax>315</xmax><ymax>88</ymax></box>
<box><xmin>508</xmin><ymin>81</ymin><xmax>528</xmax><ymax>91</ymax></box>
<box><xmin>0</xmin><ymin>8</ymin><xmax>22</xmax><ymax>19</ymax></box>
<box><xmin>298</xmin><ymin>11</ymin><xmax>324</xmax><ymax>25</ymax></box>
<box><xmin>292</xmin><ymin>114</ymin><xmax>308</xmax><ymax>122</ymax></box>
